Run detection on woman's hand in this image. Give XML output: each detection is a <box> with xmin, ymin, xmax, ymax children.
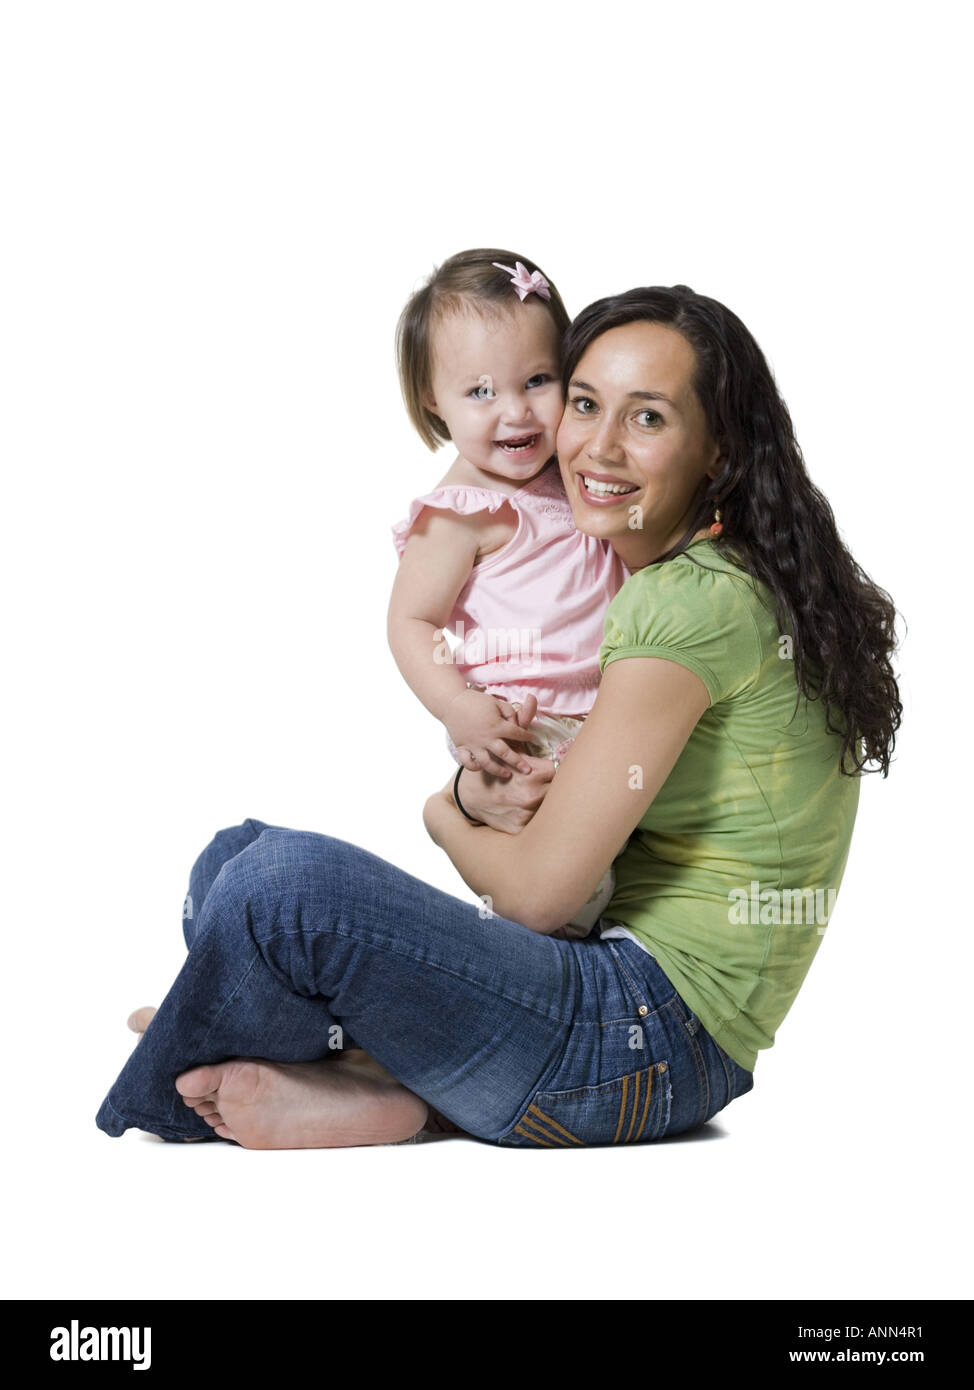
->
<box><xmin>454</xmin><ymin>757</ymin><xmax>556</xmax><ymax>834</ymax></box>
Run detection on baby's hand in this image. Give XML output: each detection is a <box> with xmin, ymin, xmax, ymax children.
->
<box><xmin>446</xmin><ymin>690</ymin><xmax>538</xmax><ymax>777</ymax></box>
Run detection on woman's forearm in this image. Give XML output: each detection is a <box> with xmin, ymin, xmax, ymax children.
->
<box><xmin>423</xmin><ymin>784</ymin><xmax>560</xmax><ymax>932</ymax></box>
<box><xmin>423</xmin><ymin>658</ymin><xmax>713</xmax><ymax>935</ymax></box>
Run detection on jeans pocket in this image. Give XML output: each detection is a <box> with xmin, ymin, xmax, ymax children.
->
<box><xmin>498</xmin><ymin>1061</ymin><xmax>672</xmax><ymax>1148</ymax></box>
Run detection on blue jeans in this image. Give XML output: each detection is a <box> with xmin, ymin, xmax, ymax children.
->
<box><xmin>95</xmin><ymin>819</ymin><xmax>754</xmax><ymax>1147</ymax></box>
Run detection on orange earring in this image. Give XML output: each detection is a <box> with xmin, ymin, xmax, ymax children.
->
<box><xmin>709</xmin><ymin>507</ymin><xmax>723</xmax><ymax>537</ymax></box>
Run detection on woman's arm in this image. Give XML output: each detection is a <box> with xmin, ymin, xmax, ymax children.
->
<box><xmin>424</xmin><ymin>656</ymin><xmax>711</xmax><ymax>933</ymax></box>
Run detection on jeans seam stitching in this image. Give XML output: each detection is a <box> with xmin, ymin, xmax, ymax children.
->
<box><xmin>163</xmin><ymin>950</ymin><xmax>264</xmax><ymax>1125</ymax></box>
<box><xmin>256</xmin><ymin>928</ymin><xmax>571</xmax><ymax>1026</ymax></box>
<box><xmin>606</xmin><ymin>941</ymin><xmax>666</xmax><ymax>1020</ymax></box>
<box><xmin>667</xmin><ymin>996</ymin><xmax>709</xmax><ymax>1125</ymax></box>
<box><xmin>717</xmin><ymin>1043</ymin><xmax>736</xmax><ymax>1099</ymax></box>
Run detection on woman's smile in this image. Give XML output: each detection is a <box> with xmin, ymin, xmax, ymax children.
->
<box><xmin>576</xmin><ymin>469</ymin><xmax>641</xmax><ymax>503</ymax></box>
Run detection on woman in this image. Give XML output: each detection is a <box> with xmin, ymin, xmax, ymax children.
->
<box><xmin>96</xmin><ymin>285</ymin><xmax>900</xmax><ymax>1149</ymax></box>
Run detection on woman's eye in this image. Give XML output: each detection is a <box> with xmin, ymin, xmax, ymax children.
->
<box><xmin>525</xmin><ymin>373</ymin><xmax>550</xmax><ymax>389</ymax></box>
<box><xmin>570</xmin><ymin>395</ymin><xmax>597</xmax><ymax>414</ymax></box>
<box><xmin>636</xmin><ymin>409</ymin><xmax>662</xmax><ymax>426</ymax></box>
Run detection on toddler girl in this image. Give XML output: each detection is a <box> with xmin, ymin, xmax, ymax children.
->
<box><xmin>388</xmin><ymin>248</ymin><xmax>629</xmax><ymax>935</ymax></box>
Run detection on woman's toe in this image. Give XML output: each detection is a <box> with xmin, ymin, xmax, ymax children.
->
<box><xmin>176</xmin><ymin>1065</ymin><xmax>224</xmax><ymax>1097</ymax></box>
<box><xmin>127</xmin><ymin>1006</ymin><xmax>157</xmax><ymax>1034</ymax></box>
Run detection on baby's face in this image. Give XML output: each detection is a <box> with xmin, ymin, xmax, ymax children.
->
<box><xmin>425</xmin><ymin>300</ymin><xmax>563</xmax><ymax>481</ymax></box>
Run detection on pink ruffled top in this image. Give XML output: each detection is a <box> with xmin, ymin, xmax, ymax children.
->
<box><xmin>391</xmin><ymin>462</ymin><xmax>629</xmax><ymax>716</ymax></box>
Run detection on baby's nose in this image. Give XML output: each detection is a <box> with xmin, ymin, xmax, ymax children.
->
<box><xmin>501</xmin><ymin>394</ymin><xmax>533</xmax><ymax>423</ymax></box>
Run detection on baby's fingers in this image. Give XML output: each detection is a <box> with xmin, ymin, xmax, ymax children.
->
<box><xmin>491</xmin><ymin>717</ymin><xmax>538</xmax><ymax>747</ymax></box>
<box><xmin>515</xmin><ymin>694</ymin><xmax>538</xmax><ymax>729</ymax></box>
<box><xmin>491</xmin><ymin>700</ymin><xmax>538</xmax><ymax>746</ymax></box>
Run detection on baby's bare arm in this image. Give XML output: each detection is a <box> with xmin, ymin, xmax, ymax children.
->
<box><xmin>388</xmin><ymin>508</ymin><xmax>535</xmax><ymax>775</ymax></box>
<box><xmin>388</xmin><ymin>508</ymin><xmax>484</xmax><ymax>715</ymax></box>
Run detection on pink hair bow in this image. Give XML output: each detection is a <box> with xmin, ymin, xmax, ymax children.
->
<box><xmin>492</xmin><ymin>260</ymin><xmax>552</xmax><ymax>302</ymax></box>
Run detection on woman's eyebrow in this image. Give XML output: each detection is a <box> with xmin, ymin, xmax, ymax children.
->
<box><xmin>569</xmin><ymin>377</ymin><xmax>675</xmax><ymax>406</ymax></box>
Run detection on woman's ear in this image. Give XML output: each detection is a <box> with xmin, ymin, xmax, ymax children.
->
<box><xmin>706</xmin><ymin>442</ymin><xmax>726</xmax><ymax>480</ymax></box>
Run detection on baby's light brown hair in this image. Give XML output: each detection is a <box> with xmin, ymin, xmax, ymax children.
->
<box><xmin>396</xmin><ymin>248</ymin><xmax>570</xmax><ymax>451</ymax></box>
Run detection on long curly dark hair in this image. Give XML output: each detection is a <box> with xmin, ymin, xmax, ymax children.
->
<box><xmin>562</xmin><ymin>285</ymin><xmax>902</xmax><ymax>776</ymax></box>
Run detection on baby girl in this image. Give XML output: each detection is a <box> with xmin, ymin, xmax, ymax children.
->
<box><xmin>388</xmin><ymin>248</ymin><xmax>629</xmax><ymax>935</ymax></box>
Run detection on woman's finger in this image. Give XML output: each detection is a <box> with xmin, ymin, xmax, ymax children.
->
<box><xmin>456</xmin><ymin>747</ymin><xmax>490</xmax><ymax>774</ymax></box>
<box><xmin>518</xmin><ymin>755</ymin><xmax>555</xmax><ymax>783</ymax></box>
<box><xmin>486</xmin><ymin>739</ymin><xmax>534</xmax><ymax>775</ymax></box>
<box><xmin>469</xmin><ymin>747</ymin><xmax>513</xmax><ymax>778</ymax></box>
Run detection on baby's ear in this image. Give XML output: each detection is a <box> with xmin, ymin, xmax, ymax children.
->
<box><xmin>422</xmin><ymin>389</ymin><xmax>438</xmax><ymax>414</ymax></box>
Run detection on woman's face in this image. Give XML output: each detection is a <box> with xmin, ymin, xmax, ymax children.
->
<box><xmin>556</xmin><ymin>321</ymin><xmax>721</xmax><ymax>569</ymax></box>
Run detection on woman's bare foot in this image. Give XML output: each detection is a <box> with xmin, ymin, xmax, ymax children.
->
<box><xmin>340</xmin><ymin>1047</ymin><xmax>399</xmax><ymax>1083</ymax></box>
<box><xmin>130</xmin><ymin>1010</ymin><xmax>463</xmax><ymax>1141</ymax></box>
<box><xmin>174</xmin><ymin>1057</ymin><xmax>430</xmax><ymax>1149</ymax></box>
<box><xmin>340</xmin><ymin>1050</ymin><xmax>462</xmax><ymax>1132</ymax></box>
<box><xmin>127</xmin><ymin>1005</ymin><xmax>157</xmax><ymax>1036</ymax></box>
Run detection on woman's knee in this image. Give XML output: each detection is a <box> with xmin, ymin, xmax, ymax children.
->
<box><xmin>200</xmin><ymin>828</ymin><xmax>385</xmax><ymax>972</ymax></box>
<box><xmin>206</xmin><ymin>818</ymin><xmax>272</xmax><ymax>862</ymax></box>
<box><xmin>204</xmin><ymin>827</ymin><xmax>353</xmax><ymax>914</ymax></box>
<box><xmin>184</xmin><ymin>819</ymin><xmax>274</xmax><ymax>940</ymax></box>
<box><xmin>239</xmin><ymin>827</ymin><xmax>358</xmax><ymax>910</ymax></box>
<box><xmin>189</xmin><ymin>818</ymin><xmax>271</xmax><ymax>893</ymax></box>
<box><xmin>205</xmin><ymin>830</ymin><xmax>372</xmax><ymax>996</ymax></box>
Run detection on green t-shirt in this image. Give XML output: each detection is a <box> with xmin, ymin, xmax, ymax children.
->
<box><xmin>598</xmin><ymin>538</ymin><xmax>860</xmax><ymax>1072</ymax></box>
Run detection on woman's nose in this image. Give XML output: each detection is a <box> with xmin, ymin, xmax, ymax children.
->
<box><xmin>587</xmin><ymin>416</ymin><xmax>624</xmax><ymax>464</ymax></box>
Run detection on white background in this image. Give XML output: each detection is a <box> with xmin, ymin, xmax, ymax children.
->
<box><xmin>2</xmin><ymin>0</ymin><xmax>970</xmax><ymax>1302</ymax></box>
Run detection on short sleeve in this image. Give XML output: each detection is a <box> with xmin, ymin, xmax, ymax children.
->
<box><xmin>391</xmin><ymin>485</ymin><xmax>510</xmax><ymax>559</ymax></box>
<box><xmin>598</xmin><ymin>554</ymin><xmax>763</xmax><ymax>705</ymax></box>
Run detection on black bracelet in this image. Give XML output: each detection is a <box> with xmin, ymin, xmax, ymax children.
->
<box><xmin>453</xmin><ymin>766</ymin><xmax>484</xmax><ymax>825</ymax></box>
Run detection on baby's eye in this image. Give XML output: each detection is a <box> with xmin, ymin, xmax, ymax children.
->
<box><xmin>636</xmin><ymin>409</ymin><xmax>663</xmax><ymax>426</ymax></box>
<box><xmin>570</xmin><ymin>395</ymin><xmax>597</xmax><ymax>415</ymax></box>
<box><xmin>525</xmin><ymin>373</ymin><xmax>551</xmax><ymax>389</ymax></box>
<box><xmin>469</xmin><ymin>382</ymin><xmax>495</xmax><ymax>400</ymax></box>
